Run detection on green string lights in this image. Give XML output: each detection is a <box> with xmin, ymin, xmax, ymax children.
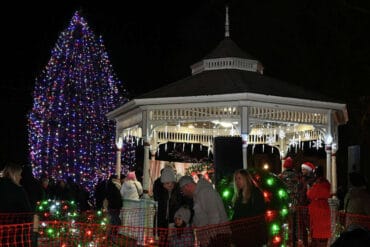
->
<box><xmin>218</xmin><ymin>168</ymin><xmax>290</xmax><ymax>246</ymax></box>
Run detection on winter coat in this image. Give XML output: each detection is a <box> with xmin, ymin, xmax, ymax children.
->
<box><xmin>168</xmin><ymin>223</ymin><xmax>194</xmax><ymax>247</ymax></box>
<box><xmin>307</xmin><ymin>177</ymin><xmax>331</xmax><ymax>239</ymax></box>
<box><xmin>192</xmin><ymin>178</ymin><xmax>228</xmax><ymax>227</ymax></box>
<box><xmin>21</xmin><ymin>166</ymin><xmax>44</xmax><ymax>210</ymax></box>
<box><xmin>232</xmin><ymin>185</ymin><xmax>266</xmax><ymax>220</ymax></box>
<box><xmin>94</xmin><ymin>179</ymin><xmax>107</xmax><ymax>210</ymax></box>
<box><xmin>120</xmin><ymin>180</ymin><xmax>143</xmax><ymax>200</ymax></box>
<box><xmin>106</xmin><ymin>179</ymin><xmax>123</xmax><ymax>210</ymax></box>
<box><xmin>153</xmin><ymin>177</ymin><xmax>166</xmax><ymax>201</ymax></box>
<box><xmin>0</xmin><ymin>178</ymin><xmax>33</xmax><ymax>223</ymax></box>
<box><xmin>157</xmin><ymin>183</ymin><xmax>192</xmax><ymax>228</ymax></box>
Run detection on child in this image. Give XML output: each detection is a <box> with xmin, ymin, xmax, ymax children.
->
<box><xmin>168</xmin><ymin>207</ymin><xmax>194</xmax><ymax>247</ymax></box>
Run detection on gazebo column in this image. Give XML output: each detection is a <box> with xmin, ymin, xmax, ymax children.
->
<box><xmin>115</xmin><ymin>136</ymin><xmax>123</xmax><ymax>179</ymax></box>
<box><xmin>141</xmin><ymin>110</ymin><xmax>151</xmax><ymax>199</ymax></box>
<box><xmin>325</xmin><ymin>112</ymin><xmax>339</xmax><ymax>244</ymax></box>
<box><xmin>331</xmin><ymin>142</ymin><xmax>338</xmax><ymax>196</ymax></box>
<box><xmin>279</xmin><ymin>138</ymin><xmax>287</xmax><ymax>171</ymax></box>
<box><xmin>325</xmin><ymin>143</ymin><xmax>332</xmax><ymax>184</ymax></box>
<box><xmin>328</xmin><ymin>145</ymin><xmax>339</xmax><ymax>246</ymax></box>
<box><xmin>142</xmin><ymin>140</ymin><xmax>151</xmax><ymax>198</ymax></box>
<box><xmin>325</xmin><ymin>111</ymin><xmax>333</xmax><ymax>184</ymax></box>
<box><xmin>240</xmin><ymin>106</ymin><xmax>249</xmax><ymax>169</ymax></box>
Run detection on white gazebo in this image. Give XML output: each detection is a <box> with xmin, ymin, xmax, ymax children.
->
<box><xmin>107</xmin><ymin>7</ymin><xmax>348</xmax><ymax>197</ymax></box>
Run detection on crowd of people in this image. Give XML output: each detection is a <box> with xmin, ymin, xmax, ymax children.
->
<box><xmin>1</xmin><ymin>158</ymin><xmax>370</xmax><ymax>247</ymax></box>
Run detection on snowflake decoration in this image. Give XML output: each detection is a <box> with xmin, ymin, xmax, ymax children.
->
<box><xmin>279</xmin><ymin>129</ymin><xmax>286</xmax><ymax>139</ymax></box>
<box><xmin>266</xmin><ymin>135</ymin><xmax>275</xmax><ymax>145</ymax></box>
<box><xmin>256</xmin><ymin>129</ymin><xmax>263</xmax><ymax>137</ymax></box>
<box><xmin>312</xmin><ymin>139</ymin><xmax>323</xmax><ymax>150</ymax></box>
<box><xmin>288</xmin><ymin>136</ymin><xmax>298</xmax><ymax>147</ymax></box>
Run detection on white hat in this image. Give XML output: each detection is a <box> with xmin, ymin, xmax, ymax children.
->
<box><xmin>174</xmin><ymin>207</ymin><xmax>191</xmax><ymax>225</ymax></box>
<box><xmin>160</xmin><ymin>167</ymin><xmax>176</xmax><ymax>183</ymax></box>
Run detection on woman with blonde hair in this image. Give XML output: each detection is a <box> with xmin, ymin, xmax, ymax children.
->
<box><xmin>232</xmin><ymin>169</ymin><xmax>266</xmax><ymax>219</ymax></box>
<box><xmin>231</xmin><ymin>169</ymin><xmax>267</xmax><ymax>246</ymax></box>
<box><xmin>0</xmin><ymin>161</ymin><xmax>32</xmax><ymax>213</ymax></box>
<box><xmin>0</xmin><ymin>161</ymin><xmax>39</xmax><ymax>246</ymax></box>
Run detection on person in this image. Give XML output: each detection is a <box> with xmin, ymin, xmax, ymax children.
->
<box><xmin>153</xmin><ymin>163</ymin><xmax>178</xmax><ymax>201</ymax></box>
<box><xmin>40</xmin><ymin>176</ymin><xmax>52</xmax><ymax>200</ymax></box>
<box><xmin>120</xmin><ymin>171</ymin><xmax>143</xmax><ymax>200</ymax></box>
<box><xmin>119</xmin><ymin>171</ymin><xmax>143</xmax><ymax>231</ymax></box>
<box><xmin>331</xmin><ymin>224</ymin><xmax>370</xmax><ymax>247</ymax></box>
<box><xmin>179</xmin><ymin>175</ymin><xmax>229</xmax><ymax>246</ymax></box>
<box><xmin>231</xmin><ymin>169</ymin><xmax>267</xmax><ymax>246</ymax></box>
<box><xmin>105</xmin><ymin>175</ymin><xmax>123</xmax><ymax>231</ymax></box>
<box><xmin>94</xmin><ymin>177</ymin><xmax>107</xmax><ymax>210</ymax></box>
<box><xmin>153</xmin><ymin>167</ymin><xmax>167</xmax><ymax>201</ymax></box>
<box><xmin>168</xmin><ymin>206</ymin><xmax>194</xmax><ymax>247</ymax></box>
<box><xmin>179</xmin><ymin>175</ymin><xmax>228</xmax><ymax>226</ymax></box>
<box><xmin>54</xmin><ymin>179</ymin><xmax>73</xmax><ymax>201</ymax></box>
<box><xmin>232</xmin><ymin>169</ymin><xmax>266</xmax><ymax>219</ymax></box>
<box><xmin>307</xmin><ymin>165</ymin><xmax>331</xmax><ymax>247</ymax></box>
<box><xmin>157</xmin><ymin>167</ymin><xmax>191</xmax><ymax>246</ymax></box>
<box><xmin>0</xmin><ymin>161</ymin><xmax>39</xmax><ymax>247</ymax></box>
<box><xmin>296</xmin><ymin>161</ymin><xmax>316</xmax><ymax>246</ymax></box>
<box><xmin>344</xmin><ymin>172</ymin><xmax>370</xmax><ymax>216</ymax></box>
<box><xmin>278</xmin><ymin>157</ymin><xmax>300</xmax><ymax>246</ymax></box>
<box><xmin>20</xmin><ymin>164</ymin><xmax>44</xmax><ymax>211</ymax></box>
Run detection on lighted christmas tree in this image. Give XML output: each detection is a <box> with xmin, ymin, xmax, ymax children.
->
<box><xmin>28</xmin><ymin>11</ymin><xmax>127</xmax><ymax>193</ymax></box>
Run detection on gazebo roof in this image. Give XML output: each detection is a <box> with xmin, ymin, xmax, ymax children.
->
<box><xmin>203</xmin><ymin>37</ymin><xmax>255</xmax><ymax>60</ymax></box>
<box><xmin>136</xmin><ymin>68</ymin><xmax>338</xmax><ymax>103</ymax></box>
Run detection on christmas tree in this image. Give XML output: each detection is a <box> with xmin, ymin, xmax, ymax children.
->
<box><xmin>28</xmin><ymin>11</ymin><xmax>127</xmax><ymax>193</ymax></box>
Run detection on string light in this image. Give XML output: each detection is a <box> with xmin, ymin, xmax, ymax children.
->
<box><xmin>28</xmin><ymin>11</ymin><xmax>127</xmax><ymax>194</ymax></box>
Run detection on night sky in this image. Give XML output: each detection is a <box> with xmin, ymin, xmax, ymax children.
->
<box><xmin>1</xmin><ymin>1</ymin><xmax>369</xmax><ymax>163</ymax></box>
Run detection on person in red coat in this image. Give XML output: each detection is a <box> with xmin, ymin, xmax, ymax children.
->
<box><xmin>307</xmin><ymin>165</ymin><xmax>331</xmax><ymax>247</ymax></box>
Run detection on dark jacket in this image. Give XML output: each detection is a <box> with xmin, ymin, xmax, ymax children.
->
<box><xmin>153</xmin><ymin>177</ymin><xmax>166</xmax><ymax>201</ymax></box>
<box><xmin>21</xmin><ymin>166</ymin><xmax>44</xmax><ymax>211</ymax></box>
<box><xmin>94</xmin><ymin>179</ymin><xmax>107</xmax><ymax>210</ymax></box>
<box><xmin>157</xmin><ymin>183</ymin><xmax>192</xmax><ymax>228</ymax></box>
<box><xmin>0</xmin><ymin>178</ymin><xmax>33</xmax><ymax>223</ymax></box>
<box><xmin>232</xmin><ymin>185</ymin><xmax>266</xmax><ymax>220</ymax></box>
<box><xmin>106</xmin><ymin>179</ymin><xmax>123</xmax><ymax>210</ymax></box>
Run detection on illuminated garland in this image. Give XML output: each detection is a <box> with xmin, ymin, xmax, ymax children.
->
<box><xmin>185</xmin><ymin>163</ymin><xmax>214</xmax><ymax>175</ymax></box>
<box><xmin>218</xmin><ymin>168</ymin><xmax>290</xmax><ymax>246</ymax></box>
<box><xmin>36</xmin><ymin>199</ymin><xmax>108</xmax><ymax>245</ymax></box>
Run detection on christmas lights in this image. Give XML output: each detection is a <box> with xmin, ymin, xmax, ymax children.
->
<box><xmin>28</xmin><ymin>11</ymin><xmax>127</xmax><ymax>194</ymax></box>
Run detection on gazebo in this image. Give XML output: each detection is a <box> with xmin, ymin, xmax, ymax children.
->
<box><xmin>107</xmin><ymin>7</ymin><xmax>348</xmax><ymax>197</ymax></box>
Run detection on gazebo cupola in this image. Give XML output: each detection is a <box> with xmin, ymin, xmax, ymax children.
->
<box><xmin>190</xmin><ymin>6</ymin><xmax>264</xmax><ymax>76</ymax></box>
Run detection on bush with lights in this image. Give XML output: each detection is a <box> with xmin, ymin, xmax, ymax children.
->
<box><xmin>36</xmin><ymin>199</ymin><xmax>109</xmax><ymax>245</ymax></box>
<box><xmin>217</xmin><ymin>168</ymin><xmax>291</xmax><ymax>246</ymax></box>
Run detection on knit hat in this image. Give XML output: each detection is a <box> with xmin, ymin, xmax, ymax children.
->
<box><xmin>160</xmin><ymin>167</ymin><xmax>176</xmax><ymax>183</ymax></box>
<box><xmin>283</xmin><ymin>157</ymin><xmax>293</xmax><ymax>169</ymax></box>
<box><xmin>301</xmin><ymin>162</ymin><xmax>315</xmax><ymax>172</ymax></box>
<box><xmin>174</xmin><ymin>207</ymin><xmax>191</xmax><ymax>225</ymax></box>
<box><xmin>178</xmin><ymin>175</ymin><xmax>194</xmax><ymax>188</ymax></box>
<box><xmin>126</xmin><ymin>171</ymin><xmax>136</xmax><ymax>180</ymax></box>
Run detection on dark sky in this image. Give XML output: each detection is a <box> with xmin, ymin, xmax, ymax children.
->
<box><xmin>1</xmin><ymin>1</ymin><xmax>369</xmax><ymax>162</ymax></box>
